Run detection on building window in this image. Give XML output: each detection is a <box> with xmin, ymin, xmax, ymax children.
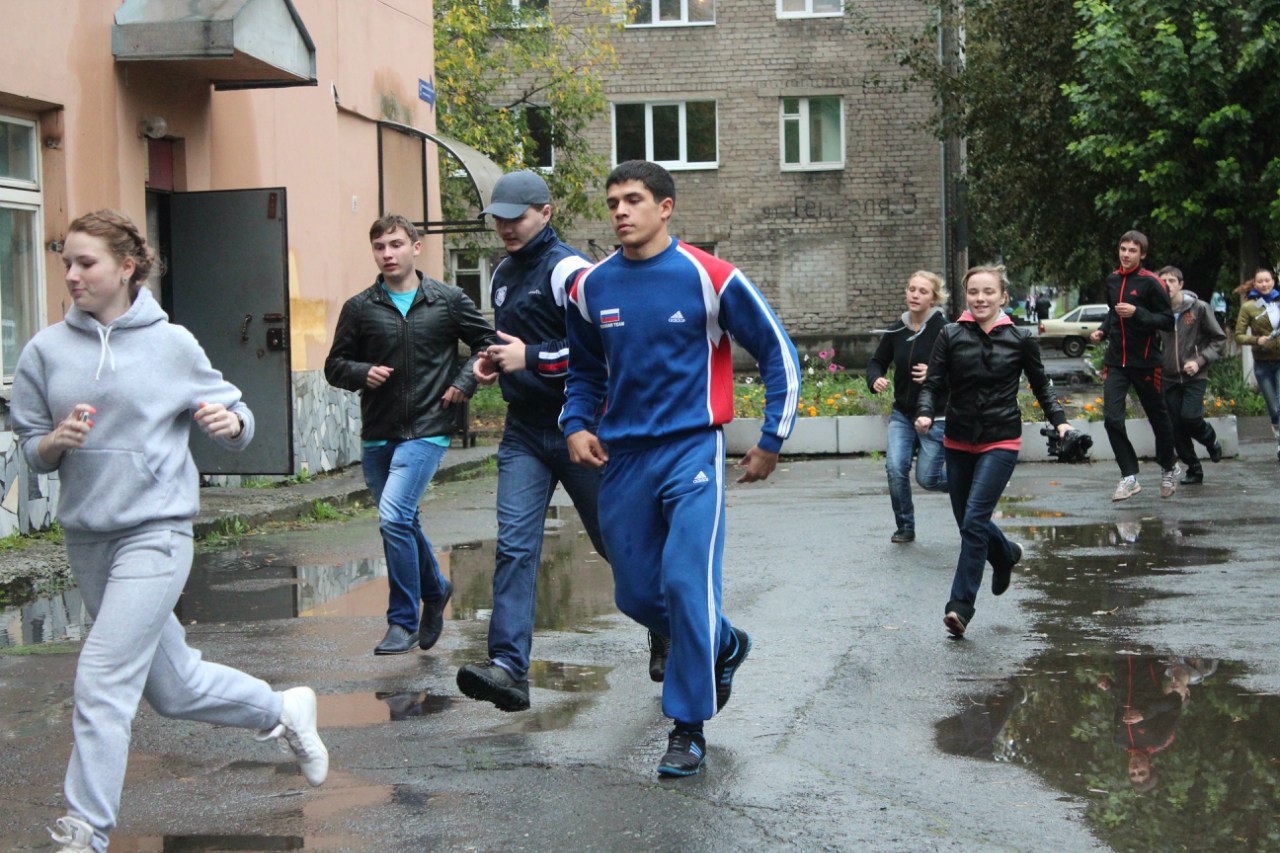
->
<box><xmin>628</xmin><ymin>0</ymin><xmax>714</xmax><ymax>26</ymax></box>
<box><xmin>450</xmin><ymin>250</ymin><xmax>502</xmax><ymax>312</ymax></box>
<box><xmin>0</xmin><ymin>114</ymin><xmax>43</xmax><ymax>382</ymax></box>
<box><xmin>777</xmin><ymin>0</ymin><xmax>841</xmax><ymax>17</ymax></box>
<box><xmin>780</xmin><ymin>96</ymin><xmax>844</xmax><ymax>170</ymax></box>
<box><xmin>613</xmin><ymin>101</ymin><xmax>718</xmax><ymax>169</ymax></box>
<box><xmin>523</xmin><ymin>105</ymin><xmax>554</xmax><ymax>171</ymax></box>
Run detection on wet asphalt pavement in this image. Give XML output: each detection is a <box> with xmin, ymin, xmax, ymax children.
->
<box><xmin>2</xmin><ymin>420</ymin><xmax>1278</xmax><ymax>852</ymax></box>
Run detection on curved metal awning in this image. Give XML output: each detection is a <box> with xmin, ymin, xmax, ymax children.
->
<box><xmin>112</xmin><ymin>0</ymin><xmax>317</xmax><ymax>90</ymax></box>
<box><xmin>377</xmin><ymin>120</ymin><xmax>506</xmax><ymax>235</ymax></box>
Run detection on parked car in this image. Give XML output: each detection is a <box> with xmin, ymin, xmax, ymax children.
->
<box><xmin>1039</xmin><ymin>304</ymin><xmax>1108</xmax><ymax>358</ymax></box>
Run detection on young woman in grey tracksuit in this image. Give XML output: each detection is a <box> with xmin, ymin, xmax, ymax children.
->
<box><xmin>11</xmin><ymin>211</ymin><xmax>328</xmax><ymax>853</ymax></box>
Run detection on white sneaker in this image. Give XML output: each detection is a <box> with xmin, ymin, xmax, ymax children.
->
<box><xmin>1112</xmin><ymin>477</ymin><xmax>1141</xmax><ymax>501</ymax></box>
<box><xmin>49</xmin><ymin>815</ymin><xmax>94</xmax><ymax>852</ymax></box>
<box><xmin>1160</xmin><ymin>466</ymin><xmax>1179</xmax><ymax>498</ymax></box>
<box><xmin>257</xmin><ymin>686</ymin><xmax>329</xmax><ymax>786</ymax></box>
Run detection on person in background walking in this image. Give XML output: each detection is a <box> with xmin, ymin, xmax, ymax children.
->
<box><xmin>1156</xmin><ymin>266</ymin><xmax>1225</xmax><ymax>484</ymax></box>
<box><xmin>866</xmin><ymin>271</ymin><xmax>949</xmax><ymax>544</ymax></box>
<box><xmin>915</xmin><ymin>264</ymin><xmax>1071</xmax><ymax>639</ymax></box>
<box><xmin>1209</xmin><ymin>289</ymin><xmax>1228</xmax><ymax>330</ymax></box>
<box><xmin>12</xmin><ymin>210</ymin><xmax>328</xmax><ymax>853</ymax></box>
<box><xmin>1234</xmin><ymin>268</ymin><xmax>1280</xmax><ymax>462</ymax></box>
<box><xmin>325</xmin><ymin>215</ymin><xmax>496</xmax><ymax>655</ymax></box>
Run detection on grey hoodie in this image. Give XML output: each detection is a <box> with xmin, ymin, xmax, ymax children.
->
<box><xmin>11</xmin><ymin>288</ymin><xmax>253</xmax><ymax>541</ymax></box>
<box><xmin>1159</xmin><ymin>289</ymin><xmax>1226</xmax><ymax>383</ymax></box>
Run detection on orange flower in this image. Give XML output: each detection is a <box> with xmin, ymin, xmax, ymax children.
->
<box><xmin>1230</xmin><ymin>399</ymin><xmax>1236</xmax><ymax>406</ymax></box>
<box><xmin>1084</xmin><ymin>403</ymin><xmax>1094</xmax><ymax>412</ymax></box>
<box><xmin>807</xmin><ymin>406</ymin><xmax>817</xmax><ymax>417</ymax></box>
<box><xmin>826</xmin><ymin>398</ymin><xmax>835</xmax><ymax>405</ymax></box>
<box><xmin>1215</xmin><ymin>399</ymin><xmax>1223</xmax><ymax>408</ymax></box>
<box><xmin>1032</xmin><ymin>401</ymin><xmax>1040</xmax><ymax>408</ymax></box>
<box><xmin>1095</xmin><ymin>397</ymin><xmax>1103</xmax><ymax>405</ymax></box>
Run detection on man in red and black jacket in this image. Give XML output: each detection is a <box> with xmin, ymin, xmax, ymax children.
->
<box><xmin>1089</xmin><ymin>230</ymin><xmax>1178</xmax><ymax>500</ymax></box>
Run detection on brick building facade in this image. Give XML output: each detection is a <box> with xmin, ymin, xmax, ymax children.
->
<box><xmin>450</xmin><ymin>0</ymin><xmax>956</xmax><ymax>356</ymax></box>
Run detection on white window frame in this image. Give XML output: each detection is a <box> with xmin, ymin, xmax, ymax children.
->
<box><xmin>776</xmin><ymin>0</ymin><xmax>842</xmax><ymax>18</ymax></box>
<box><xmin>779</xmin><ymin>96</ymin><xmax>845</xmax><ymax>171</ymax></box>
<box><xmin>611</xmin><ymin>100</ymin><xmax>719</xmax><ymax>170</ymax></box>
<box><xmin>0</xmin><ymin>114</ymin><xmax>44</xmax><ymax>383</ymax></box>
<box><xmin>450</xmin><ymin>249</ymin><xmax>495</xmax><ymax>313</ymax></box>
<box><xmin>627</xmin><ymin>0</ymin><xmax>715</xmax><ymax>27</ymax></box>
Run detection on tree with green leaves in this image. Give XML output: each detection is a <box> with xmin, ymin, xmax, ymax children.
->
<box><xmin>433</xmin><ymin>0</ymin><xmax>625</xmax><ymax>241</ymax></box>
<box><xmin>1063</xmin><ymin>0</ymin><xmax>1280</xmax><ymax>287</ymax></box>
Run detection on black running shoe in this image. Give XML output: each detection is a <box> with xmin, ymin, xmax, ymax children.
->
<box><xmin>992</xmin><ymin>542</ymin><xmax>1023</xmax><ymax>596</ymax></box>
<box><xmin>456</xmin><ymin>662</ymin><xmax>530</xmax><ymax>712</ymax></box>
<box><xmin>648</xmin><ymin>631</ymin><xmax>670</xmax><ymax>683</ymax></box>
<box><xmin>419</xmin><ymin>579</ymin><xmax>453</xmax><ymax>650</ymax></box>
<box><xmin>714</xmin><ymin>628</ymin><xmax>751</xmax><ymax>711</ymax></box>
<box><xmin>657</xmin><ymin>728</ymin><xmax>707</xmax><ymax>777</ymax></box>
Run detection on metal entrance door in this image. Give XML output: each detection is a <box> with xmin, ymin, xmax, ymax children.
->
<box><xmin>167</xmin><ymin>188</ymin><xmax>293</xmax><ymax>474</ymax></box>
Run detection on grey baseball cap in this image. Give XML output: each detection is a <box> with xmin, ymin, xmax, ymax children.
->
<box><xmin>481</xmin><ymin>170</ymin><xmax>551</xmax><ymax>219</ymax></box>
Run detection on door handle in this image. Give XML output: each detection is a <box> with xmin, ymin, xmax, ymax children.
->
<box><xmin>240</xmin><ymin>314</ymin><xmax>253</xmax><ymax>343</ymax></box>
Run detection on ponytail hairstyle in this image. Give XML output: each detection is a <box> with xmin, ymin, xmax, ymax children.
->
<box><xmin>67</xmin><ymin>209</ymin><xmax>160</xmax><ymax>298</ymax></box>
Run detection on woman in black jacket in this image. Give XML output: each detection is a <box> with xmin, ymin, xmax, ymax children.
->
<box><xmin>916</xmin><ymin>265</ymin><xmax>1072</xmax><ymax>638</ymax></box>
<box><xmin>866</xmin><ymin>271</ymin><xmax>950</xmax><ymax>543</ymax></box>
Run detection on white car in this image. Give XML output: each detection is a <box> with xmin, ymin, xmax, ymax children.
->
<box><xmin>1038</xmin><ymin>304</ymin><xmax>1108</xmax><ymax>358</ymax></box>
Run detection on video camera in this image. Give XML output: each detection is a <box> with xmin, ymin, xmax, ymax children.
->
<box><xmin>1041</xmin><ymin>425</ymin><xmax>1093</xmax><ymax>463</ymax></box>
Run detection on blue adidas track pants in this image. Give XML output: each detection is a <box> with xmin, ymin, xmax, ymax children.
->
<box><xmin>598</xmin><ymin>428</ymin><xmax>734</xmax><ymax>724</ymax></box>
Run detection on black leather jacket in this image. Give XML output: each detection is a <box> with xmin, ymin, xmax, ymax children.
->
<box><xmin>917</xmin><ymin>315</ymin><xmax>1067</xmax><ymax>445</ymax></box>
<box><xmin>324</xmin><ymin>273</ymin><xmax>497</xmax><ymax>441</ymax></box>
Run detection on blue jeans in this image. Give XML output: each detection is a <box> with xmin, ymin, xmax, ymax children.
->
<box><xmin>490</xmin><ymin>416</ymin><xmax>606</xmax><ymax>680</ymax></box>
<box><xmin>362</xmin><ymin>440</ymin><xmax>449</xmax><ymax>631</ymax></box>
<box><xmin>885</xmin><ymin>409</ymin><xmax>948</xmax><ymax>532</ymax></box>
<box><xmin>1254</xmin><ymin>359</ymin><xmax>1280</xmax><ymax>429</ymax></box>
<box><xmin>944</xmin><ymin>447</ymin><xmax>1019</xmax><ymax>621</ymax></box>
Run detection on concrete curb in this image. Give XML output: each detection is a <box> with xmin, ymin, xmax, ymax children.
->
<box><xmin>192</xmin><ymin>444</ymin><xmax>498</xmax><ymax>537</ymax></box>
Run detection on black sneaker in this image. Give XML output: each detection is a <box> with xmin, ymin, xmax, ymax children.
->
<box><xmin>943</xmin><ymin>611</ymin><xmax>967</xmax><ymax>638</ymax></box>
<box><xmin>890</xmin><ymin>529</ymin><xmax>915</xmax><ymax>543</ymax></box>
<box><xmin>992</xmin><ymin>542</ymin><xmax>1023</xmax><ymax>597</ymax></box>
<box><xmin>657</xmin><ymin>728</ymin><xmax>707</xmax><ymax>777</ymax></box>
<box><xmin>418</xmin><ymin>579</ymin><xmax>453</xmax><ymax>650</ymax></box>
<box><xmin>648</xmin><ymin>631</ymin><xmax>670</xmax><ymax>683</ymax></box>
<box><xmin>714</xmin><ymin>628</ymin><xmax>751</xmax><ymax>711</ymax></box>
<box><xmin>456</xmin><ymin>662</ymin><xmax>530</xmax><ymax>712</ymax></box>
<box><xmin>1181</xmin><ymin>467</ymin><xmax>1204</xmax><ymax>485</ymax></box>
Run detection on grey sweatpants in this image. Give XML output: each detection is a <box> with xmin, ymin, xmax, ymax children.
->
<box><xmin>63</xmin><ymin>526</ymin><xmax>283</xmax><ymax>852</ymax></box>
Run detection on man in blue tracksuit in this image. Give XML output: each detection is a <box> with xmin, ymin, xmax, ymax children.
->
<box><xmin>562</xmin><ymin>160</ymin><xmax>800</xmax><ymax>777</ymax></box>
<box><xmin>457</xmin><ymin>171</ymin><xmax>665</xmax><ymax>711</ymax></box>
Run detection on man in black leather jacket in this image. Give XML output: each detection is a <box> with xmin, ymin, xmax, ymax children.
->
<box><xmin>325</xmin><ymin>215</ymin><xmax>496</xmax><ymax>655</ymax></box>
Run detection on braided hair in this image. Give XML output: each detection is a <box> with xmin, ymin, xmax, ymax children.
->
<box><xmin>67</xmin><ymin>210</ymin><xmax>162</xmax><ymax>298</ymax></box>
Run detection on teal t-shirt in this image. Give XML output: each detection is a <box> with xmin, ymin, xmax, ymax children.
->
<box><xmin>364</xmin><ymin>284</ymin><xmax>453</xmax><ymax>449</ymax></box>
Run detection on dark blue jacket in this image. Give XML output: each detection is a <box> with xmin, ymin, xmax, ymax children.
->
<box><xmin>491</xmin><ymin>225</ymin><xmax>592</xmax><ymax>427</ymax></box>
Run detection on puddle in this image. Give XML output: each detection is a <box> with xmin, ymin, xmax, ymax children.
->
<box><xmin>1</xmin><ymin>505</ymin><xmax>614</xmax><ymax>649</ymax></box>
<box><xmin>937</xmin><ymin>517</ymin><xmax>1280</xmax><ymax>850</ymax></box>
<box><xmin>315</xmin><ymin>690</ymin><xmax>455</xmax><ymax>727</ymax></box>
<box><xmin>937</xmin><ymin>649</ymin><xmax>1280</xmax><ymax>851</ymax></box>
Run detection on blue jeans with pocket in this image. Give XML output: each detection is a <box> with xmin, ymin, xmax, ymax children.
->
<box><xmin>362</xmin><ymin>439</ymin><xmax>449</xmax><ymax>630</ymax></box>
<box><xmin>489</xmin><ymin>415</ymin><xmax>606</xmax><ymax>680</ymax></box>
<box><xmin>885</xmin><ymin>409</ymin><xmax>948</xmax><ymax>532</ymax></box>
<box><xmin>944</xmin><ymin>447</ymin><xmax>1019</xmax><ymax>621</ymax></box>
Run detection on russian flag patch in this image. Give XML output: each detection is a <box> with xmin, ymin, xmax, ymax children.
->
<box><xmin>600</xmin><ymin>308</ymin><xmax>624</xmax><ymax>328</ymax></box>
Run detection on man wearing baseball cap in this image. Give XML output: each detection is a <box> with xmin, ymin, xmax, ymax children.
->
<box><xmin>457</xmin><ymin>171</ymin><xmax>668</xmax><ymax>710</ymax></box>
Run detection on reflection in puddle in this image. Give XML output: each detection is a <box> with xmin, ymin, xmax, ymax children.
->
<box><xmin>1</xmin><ymin>505</ymin><xmax>615</xmax><ymax>649</ymax></box>
<box><xmin>937</xmin><ymin>650</ymin><xmax>1280</xmax><ymax>852</ymax></box>
<box><xmin>317</xmin><ymin>690</ymin><xmax>454</xmax><ymax>727</ymax></box>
